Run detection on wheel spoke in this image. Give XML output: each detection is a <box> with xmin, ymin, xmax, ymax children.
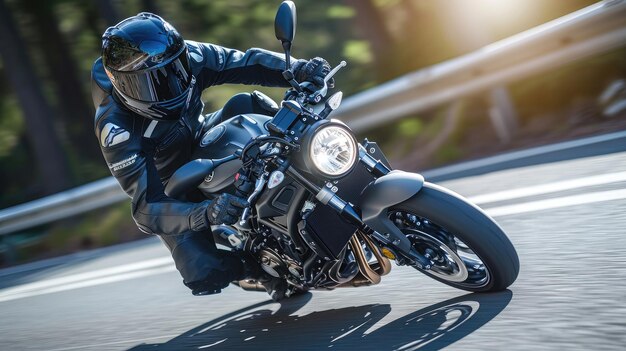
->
<box><xmin>391</xmin><ymin>210</ymin><xmax>491</xmax><ymax>288</ymax></box>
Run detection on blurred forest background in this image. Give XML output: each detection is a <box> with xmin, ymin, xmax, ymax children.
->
<box><xmin>0</xmin><ymin>0</ymin><xmax>624</xmax><ymax>265</ymax></box>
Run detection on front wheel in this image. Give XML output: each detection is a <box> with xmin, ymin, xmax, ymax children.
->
<box><xmin>390</xmin><ymin>182</ymin><xmax>519</xmax><ymax>292</ymax></box>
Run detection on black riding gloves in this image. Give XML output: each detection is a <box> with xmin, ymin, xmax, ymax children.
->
<box><xmin>292</xmin><ymin>57</ymin><xmax>334</xmax><ymax>89</ymax></box>
<box><xmin>206</xmin><ymin>193</ymin><xmax>249</xmax><ymax>225</ymax></box>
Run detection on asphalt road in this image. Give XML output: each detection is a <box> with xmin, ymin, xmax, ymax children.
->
<box><xmin>1</xmin><ymin>135</ymin><xmax>625</xmax><ymax>351</ymax></box>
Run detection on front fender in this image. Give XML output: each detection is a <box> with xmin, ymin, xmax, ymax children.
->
<box><xmin>359</xmin><ymin>170</ymin><xmax>424</xmax><ymax>253</ymax></box>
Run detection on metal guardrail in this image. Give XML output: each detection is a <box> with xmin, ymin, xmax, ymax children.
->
<box><xmin>0</xmin><ymin>178</ymin><xmax>127</xmax><ymax>235</ymax></box>
<box><xmin>1</xmin><ymin>0</ymin><xmax>625</xmax><ymax>236</ymax></box>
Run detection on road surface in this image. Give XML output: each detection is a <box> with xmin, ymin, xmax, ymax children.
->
<box><xmin>1</xmin><ymin>134</ymin><xmax>625</xmax><ymax>350</ymax></box>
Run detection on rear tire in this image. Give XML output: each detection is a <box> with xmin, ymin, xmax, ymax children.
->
<box><xmin>391</xmin><ymin>182</ymin><xmax>519</xmax><ymax>292</ymax></box>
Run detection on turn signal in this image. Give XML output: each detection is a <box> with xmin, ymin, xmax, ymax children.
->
<box><xmin>381</xmin><ymin>247</ymin><xmax>396</xmax><ymax>260</ymax></box>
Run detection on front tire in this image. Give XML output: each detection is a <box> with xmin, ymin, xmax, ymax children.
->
<box><xmin>390</xmin><ymin>182</ymin><xmax>519</xmax><ymax>292</ymax></box>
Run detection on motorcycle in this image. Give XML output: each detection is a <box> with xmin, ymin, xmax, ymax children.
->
<box><xmin>165</xmin><ymin>1</ymin><xmax>519</xmax><ymax>296</ymax></box>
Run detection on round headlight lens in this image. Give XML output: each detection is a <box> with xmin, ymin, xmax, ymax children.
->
<box><xmin>309</xmin><ymin>125</ymin><xmax>357</xmax><ymax>177</ymax></box>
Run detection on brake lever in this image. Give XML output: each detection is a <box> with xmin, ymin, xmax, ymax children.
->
<box><xmin>306</xmin><ymin>61</ymin><xmax>347</xmax><ymax>104</ymax></box>
<box><xmin>325</xmin><ymin>60</ymin><xmax>347</xmax><ymax>84</ymax></box>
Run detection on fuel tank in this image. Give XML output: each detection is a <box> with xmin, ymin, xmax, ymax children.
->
<box><xmin>193</xmin><ymin>114</ymin><xmax>271</xmax><ymax>194</ymax></box>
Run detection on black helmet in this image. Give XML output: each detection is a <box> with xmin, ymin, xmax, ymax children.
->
<box><xmin>102</xmin><ymin>13</ymin><xmax>193</xmax><ymax>121</ymax></box>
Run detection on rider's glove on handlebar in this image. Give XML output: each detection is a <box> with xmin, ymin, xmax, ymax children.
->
<box><xmin>292</xmin><ymin>57</ymin><xmax>334</xmax><ymax>89</ymax></box>
<box><xmin>206</xmin><ymin>193</ymin><xmax>249</xmax><ymax>225</ymax></box>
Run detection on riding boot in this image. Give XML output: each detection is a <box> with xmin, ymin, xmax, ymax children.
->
<box><xmin>159</xmin><ymin>230</ymin><xmax>244</xmax><ymax>296</ymax></box>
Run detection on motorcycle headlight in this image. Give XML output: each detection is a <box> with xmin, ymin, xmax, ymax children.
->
<box><xmin>309</xmin><ymin>124</ymin><xmax>357</xmax><ymax>177</ymax></box>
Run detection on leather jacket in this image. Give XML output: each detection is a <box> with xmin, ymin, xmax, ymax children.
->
<box><xmin>91</xmin><ymin>41</ymin><xmax>294</xmax><ymax>236</ymax></box>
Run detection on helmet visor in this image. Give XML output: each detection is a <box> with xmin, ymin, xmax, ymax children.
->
<box><xmin>106</xmin><ymin>48</ymin><xmax>191</xmax><ymax>102</ymax></box>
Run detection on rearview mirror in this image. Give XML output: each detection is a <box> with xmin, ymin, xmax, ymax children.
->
<box><xmin>274</xmin><ymin>1</ymin><xmax>297</xmax><ymax>44</ymax></box>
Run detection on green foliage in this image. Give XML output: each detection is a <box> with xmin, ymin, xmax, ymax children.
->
<box><xmin>397</xmin><ymin>118</ymin><xmax>423</xmax><ymax>137</ymax></box>
<box><xmin>343</xmin><ymin>40</ymin><xmax>373</xmax><ymax>65</ymax></box>
<box><xmin>327</xmin><ymin>5</ymin><xmax>355</xmax><ymax>19</ymax></box>
<box><xmin>157</xmin><ymin>0</ymin><xmax>376</xmax><ymax>108</ymax></box>
<box><xmin>0</xmin><ymin>95</ymin><xmax>23</xmax><ymax>157</ymax></box>
<box><xmin>373</xmin><ymin>0</ymin><xmax>402</xmax><ymax>7</ymax></box>
<box><xmin>44</xmin><ymin>202</ymin><xmax>139</xmax><ymax>250</ymax></box>
<box><xmin>434</xmin><ymin>143</ymin><xmax>462</xmax><ymax>164</ymax></box>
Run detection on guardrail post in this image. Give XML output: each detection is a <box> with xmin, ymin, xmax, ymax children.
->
<box><xmin>488</xmin><ymin>86</ymin><xmax>519</xmax><ymax>143</ymax></box>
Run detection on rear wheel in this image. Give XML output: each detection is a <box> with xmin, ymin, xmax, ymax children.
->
<box><xmin>390</xmin><ymin>182</ymin><xmax>519</xmax><ymax>292</ymax></box>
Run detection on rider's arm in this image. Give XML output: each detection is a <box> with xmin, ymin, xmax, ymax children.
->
<box><xmin>189</xmin><ymin>41</ymin><xmax>303</xmax><ymax>88</ymax></box>
<box><xmin>93</xmin><ymin>101</ymin><xmax>212</xmax><ymax>236</ymax></box>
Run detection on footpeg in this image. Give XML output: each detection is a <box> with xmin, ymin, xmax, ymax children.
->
<box><xmin>192</xmin><ymin>287</ymin><xmax>221</xmax><ymax>296</ymax></box>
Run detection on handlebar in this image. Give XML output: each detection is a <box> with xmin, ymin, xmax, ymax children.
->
<box><xmin>284</xmin><ymin>60</ymin><xmax>347</xmax><ymax>104</ymax></box>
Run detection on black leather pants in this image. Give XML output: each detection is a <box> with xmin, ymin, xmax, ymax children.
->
<box><xmin>159</xmin><ymin>230</ymin><xmax>243</xmax><ymax>291</ymax></box>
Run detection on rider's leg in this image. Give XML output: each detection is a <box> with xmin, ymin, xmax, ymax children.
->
<box><xmin>166</xmin><ymin>91</ymin><xmax>278</xmax><ymax>296</ymax></box>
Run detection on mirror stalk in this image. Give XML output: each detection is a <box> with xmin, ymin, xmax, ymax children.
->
<box><xmin>282</xmin><ymin>41</ymin><xmax>292</xmax><ymax>70</ymax></box>
<box><xmin>281</xmin><ymin>44</ymin><xmax>302</xmax><ymax>93</ymax></box>
<box><xmin>274</xmin><ymin>1</ymin><xmax>301</xmax><ymax>92</ymax></box>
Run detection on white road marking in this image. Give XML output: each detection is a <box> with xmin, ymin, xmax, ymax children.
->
<box><xmin>331</xmin><ymin>318</ymin><xmax>371</xmax><ymax>343</ymax></box>
<box><xmin>0</xmin><ymin>237</ymin><xmax>160</xmax><ymax>277</ymax></box>
<box><xmin>0</xmin><ymin>265</ymin><xmax>176</xmax><ymax>303</ymax></box>
<box><xmin>468</xmin><ymin>171</ymin><xmax>626</xmax><ymax>204</ymax></box>
<box><xmin>198</xmin><ymin>339</ymin><xmax>228</xmax><ymax>349</ymax></box>
<box><xmin>485</xmin><ymin>189</ymin><xmax>626</xmax><ymax>217</ymax></box>
<box><xmin>0</xmin><ymin>257</ymin><xmax>172</xmax><ymax>301</ymax></box>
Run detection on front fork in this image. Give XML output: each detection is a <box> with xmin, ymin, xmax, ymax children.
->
<box><xmin>286</xmin><ymin>144</ymin><xmax>433</xmax><ymax>270</ymax></box>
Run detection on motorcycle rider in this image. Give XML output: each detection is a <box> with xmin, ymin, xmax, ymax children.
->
<box><xmin>91</xmin><ymin>12</ymin><xmax>331</xmax><ymax>299</ymax></box>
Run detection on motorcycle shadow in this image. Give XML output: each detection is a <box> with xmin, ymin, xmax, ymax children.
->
<box><xmin>128</xmin><ymin>290</ymin><xmax>512</xmax><ymax>351</ymax></box>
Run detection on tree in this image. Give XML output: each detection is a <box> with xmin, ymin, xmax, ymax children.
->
<box><xmin>94</xmin><ymin>0</ymin><xmax>120</xmax><ymax>26</ymax></box>
<box><xmin>0</xmin><ymin>0</ymin><xmax>70</xmax><ymax>194</ymax></box>
<box><xmin>344</xmin><ymin>0</ymin><xmax>395</xmax><ymax>80</ymax></box>
<box><xmin>22</xmin><ymin>0</ymin><xmax>101</xmax><ymax>160</ymax></box>
<box><xmin>141</xmin><ymin>0</ymin><xmax>159</xmax><ymax>14</ymax></box>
